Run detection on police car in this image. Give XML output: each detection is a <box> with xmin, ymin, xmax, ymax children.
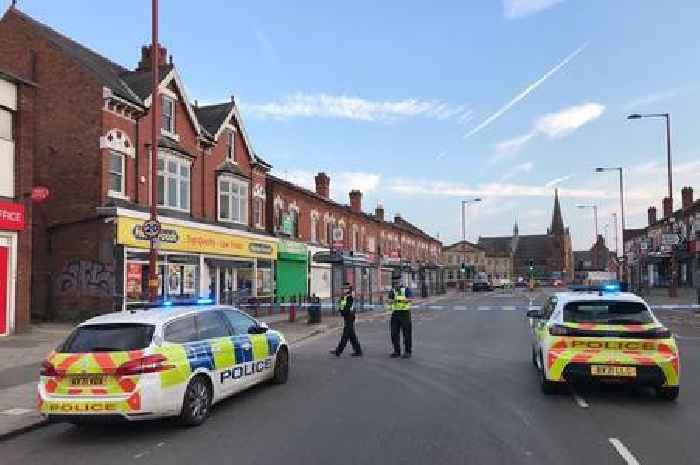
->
<box><xmin>527</xmin><ymin>287</ymin><xmax>680</xmax><ymax>400</ymax></box>
<box><xmin>38</xmin><ymin>304</ymin><xmax>289</xmax><ymax>426</ymax></box>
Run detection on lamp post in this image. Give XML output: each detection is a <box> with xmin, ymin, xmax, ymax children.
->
<box><xmin>461</xmin><ymin>198</ymin><xmax>481</xmax><ymax>242</ymax></box>
<box><xmin>148</xmin><ymin>0</ymin><xmax>161</xmax><ymax>302</ymax></box>
<box><xmin>627</xmin><ymin>112</ymin><xmax>676</xmax><ymax>297</ymax></box>
<box><xmin>577</xmin><ymin>204</ymin><xmax>599</xmax><ymax>269</ymax></box>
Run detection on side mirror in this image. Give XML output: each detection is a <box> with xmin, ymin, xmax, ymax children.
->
<box><xmin>526</xmin><ymin>309</ymin><xmax>543</xmax><ymax>319</ymax></box>
<box><xmin>248</xmin><ymin>322</ymin><xmax>269</xmax><ymax>334</ymax></box>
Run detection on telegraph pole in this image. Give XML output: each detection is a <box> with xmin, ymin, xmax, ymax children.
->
<box><xmin>147</xmin><ymin>0</ymin><xmax>161</xmax><ymax>301</ymax></box>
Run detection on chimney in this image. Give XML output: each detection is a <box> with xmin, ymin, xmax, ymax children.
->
<box><xmin>682</xmin><ymin>186</ymin><xmax>693</xmax><ymax>210</ymax></box>
<box><xmin>648</xmin><ymin>206</ymin><xmax>657</xmax><ymax>225</ymax></box>
<box><xmin>394</xmin><ymin>213</ymin><xmax>402</xmax><ymax>223</ymax></box>
<box><xmin>663</xmin><ymin>196</ymin><xmax>673</xmax><ymax>219</ymax></box>
<box><xmin>314</xmin><ymin>172</ymin><xmax>330</xmax><ymax>199</ymax></box>
<box><xmin>136</xmin><ymin>44</ymin><xmax>168</xmax><ymax>72</ymax></box>
<box><xmin>349</xmin><ymin>190</ymin><xmax>362</xmax><ymax>213</ymax></box>
<box><xmin>375</xmin><ymin>203</ymin><xmax>385</xmax><ymax>221</ymax></box>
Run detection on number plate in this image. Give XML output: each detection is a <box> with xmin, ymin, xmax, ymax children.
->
<box><xmin>590</xmin><ymin>365</ymin><xmax>636</xmax><ymax>377</ymax></box>
<box><xmin>70</xmin><ymin>375</ymin><xmax>104</xmax><ymax>386</ymax></box>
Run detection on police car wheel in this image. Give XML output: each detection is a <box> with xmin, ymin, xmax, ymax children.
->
<box><xmin>272</xmin><ymin>348</ymin><xmax>289</xmax><ymax>384</ymax></box>
<box><xmin>179</xmin><ymin>376</ymin><xmax>212</xmax><ymax>426</ymax></box>
<box><xmin>656</xmin><ymin>386</ymin><xmax>679</xmax><ymax>401</ymax></box>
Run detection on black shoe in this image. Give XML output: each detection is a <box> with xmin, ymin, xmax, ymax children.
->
<box><xmin>390</xmin><ymin>353</ymin><xmax>401</xmax><ymax>358</ymax></box>
<box><xmin>329</xmin><ymin>350</ymin><xmax>340</xmax><ymax>357</ymax></box>
<box><xmin>351</xmin><ymin>352</ymin><xmax>363</xmax><ymax>357</ymax></box>
<box><xmin>401</xmin><ymin>353</ymin><xmax>412</xmax><ymax>359</ymax></box>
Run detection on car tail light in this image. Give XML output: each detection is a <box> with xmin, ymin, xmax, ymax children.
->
<box><xmin>116</xmin><ymin>354</ymin><xmax>174</xmax><ymax>376</ymax></box>
<box><xmin>40</xmin><ymin>360</ymin><xmax>59</xmax><ymax>377</ymax></box>
<box><xmin>646</xmin><ymin>327</ymin><xmax>672</xmax><ymax>339</ymax></box>
<box><xmin>549</xmin><ymin>325</ymin><xmax>574</xmax><ymax>336</ymax></box>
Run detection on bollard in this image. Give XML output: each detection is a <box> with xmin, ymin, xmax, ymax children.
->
<box><xmin>289</xmin><ymin>297</ymin><xmax>296</xmax><ymax>322</ymax></box>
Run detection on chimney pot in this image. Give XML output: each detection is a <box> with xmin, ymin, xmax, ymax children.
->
<box><xmin>663</xmin><ymin>196</ymin><xmax>673</xmax><ymax>219</ymax></box>
<box><xmin>647</xmin><ymin>206</ymin><xmax>657</xmax><ymax>226</ymax></box>
<box><xmin>375</xmin><ymin>203</ymin><xmax>385</xmax><ymax>221</ymax></box>
<box><xmin>349</xmin><ymin>190</ymin><xmax>362</xmax><ymax>213</ymax></box>
<box><xmin>314</xmin><ymin>172</ymin><xmax>330</xmax><ymax>199</ymax></box>
<box><xmin>136</xmin><ymin>44</ymin><xmax>168</xmax><ymax>72</ymax></box>
<box><xmin>682</xmin><ymin>186</ymin><xmax>693</xmax><ymax>210</ymax></box>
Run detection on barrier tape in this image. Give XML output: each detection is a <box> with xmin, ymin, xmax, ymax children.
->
<box><xmin>237</xmin><ymin>303</ymin><xmax>700</xmax><ymax>312</ymax></box>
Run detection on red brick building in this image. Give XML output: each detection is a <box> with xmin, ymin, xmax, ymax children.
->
<box><xmin>0</xmin><ymin>66</ymin><xmax>34</xmax><ymax>335</ymax></box>
<box><xmin>0</xmin><ymin>7</ymin><xmax>443</xmax><ymax>323</ymax></box>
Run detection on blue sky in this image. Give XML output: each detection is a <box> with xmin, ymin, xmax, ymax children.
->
<box><xmin>9</xmin><ymin>0</ymin><xmax>700</xmax><ymax>250</ymax></box>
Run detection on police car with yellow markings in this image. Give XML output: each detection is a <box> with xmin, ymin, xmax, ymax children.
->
<box><xmin>527</xmin><ymin>286</ymin><xmax>680</xmax><ymax>400</ymax></box>
<box><xmin>38</xmin><ymin>304</ymin><xmax>289</xmax><ymax>426</ymax></box>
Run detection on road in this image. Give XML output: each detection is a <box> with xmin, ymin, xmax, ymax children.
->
<box><xmin>1</xmin><ymin>289</ymin><xmax>699</xmax><ymax>465</ymax></box>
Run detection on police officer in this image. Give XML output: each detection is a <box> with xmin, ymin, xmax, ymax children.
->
<box><xmin>329</xmin><ymin>283</ymin><xmax>363</xmax><ymax>357</ymax></box>
<box><xmin>389</xmin><ymin>276</ymin><xmax>412</xmax><ymax>358</ymax></box>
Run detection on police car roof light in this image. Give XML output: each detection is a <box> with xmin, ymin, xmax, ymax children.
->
<box><xmin>196</xmin><ymin>298</ymin><xmax>214</xmax><ymax>305</ymax></box>
<box><xmin>162</xmin><ymin>301</ymin><xmax>173</xmax><ymax>307</ymax></box>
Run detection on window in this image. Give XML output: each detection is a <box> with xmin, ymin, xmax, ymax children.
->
<box><xmin>219</xmin><ymin>176</ymin><xmax>248</xmax><ymax>224</ymax></box>
<box><xmin>164</xmin><ymin>316</ymin><xmax>198</xmax><ymax>343</ymax></box>
<box><xmin>157</xmin><ymin>154</ymin><xmax>190</xmax><ymax>211</ymax></box>
<box><xmin>0</xmin><ymin>107</ymin><xmax>14</xmax><ymax>197</ymax></box>
<box><xmin>291</xmin><ymin>209</ymin><xmax>299</xmax><ymax>238</ymax></box>
<box><xmin>254</xmin><ymin>197</ymin><xmax>264</xmax><ymax>228</ymax></box>
<box><xmin>196</xmin><ymin>311</ymin><xmax>230</xmax><ymax>340</ymax></box>
<box><xmin>0</xmin><ymin>107</ymin><xmax>11</xmax><ymax>141</ymax></box>
<box><xmin>108</xmin><ymin>151</ymin><xmax>125</xmax><ymax>196</ymax></box>
<box><xmin>226</xmin><ymin>129</ymin><xmax>235</xmax><ymax>162</ymax></box>
<box><xmin>161</xmin><ymin>95</ymin><xmax>175</xmax><ymax>133</ymax></box>
<box><xmin>310</xmin><ymin>215</ymin><xmax>318</xmax><ymax>243</ymax></box>
<box><xmin>563</xmin><ymin>301</ymin><xmax>654</xmax><ymax>325</ymax></box>
<box><xmin>222</xmin><ymin>310</ymin><xmax>257</xmax><ymax>335</ymax></box>
<box><xmin>60</xmin><ymin>324</ymin><xmax>155</xmax><ymax>353</ymax></box>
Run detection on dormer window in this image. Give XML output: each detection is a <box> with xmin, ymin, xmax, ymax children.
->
<box><xmin>161</xmin><ymin>95</ymin><xmax>175</xmax><ymax>134</ymax></box>
<box><xmin>226</xmin><ymin>129</ymin><xmax>235</xmax><ymax>162</ymax></box>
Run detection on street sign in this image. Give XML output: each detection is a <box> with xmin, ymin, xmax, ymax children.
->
<box><xmin>30</xmin><ymin>186</ymin><xmax>50</xmax><ymax>203</ymax></box>
<box><xmin>142</xmin><ymin>219</ymin><xmax>162</xmax><ymax>239</ymax></box>
<box><xmin>662</xmin><ymin>233</ymin><xmax>680</xmax><ymax>246</ymax></box>
<box><xmin>281</xmin><ymin>214</ymin><xmax>293</xmax><ymax>235</ymax></box>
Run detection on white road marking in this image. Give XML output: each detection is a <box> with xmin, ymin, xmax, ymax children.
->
<box><xmin>453</xmin><ymin>305</ymin><xmax>467</xmax><ymax>311</ymax></box>
<box><xmin>429</xmin><ymin>305</ymin><xmax>443</xmax><ymax>310</ymax></box>
<box><xmin>477</xmin><ymin>306</ymin><xmax>491</xmax><ymax>311</ymax></box>
<box><xmin>572</xmin><ymin>392</ymin><xmax>589</xmax><ymax>408</ymax></box>
<box><xmin>0</xmin><ymin>408</ymin><xmax>33</xmax><ymax>416</ymax></box>
<box><xmin>502</xmin><ymin>306</ymin><xmax>517</xmax><ymax>311</ymax></box>
<box><xmin>608</xmin><ymin>438</ymin><xmax>641</xmax><ymax>465</ymax></box>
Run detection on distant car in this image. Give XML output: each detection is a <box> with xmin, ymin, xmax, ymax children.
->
<box><xmin>527</xmin><ymin>290</ymin><xmax>680</xmax><ymax>400</ymax></box>
<box><xmin>515</xmin><ymin>281</ymin><xmax>528</xmax><ymax>289</ymax></box>
<box><xmin>38</xmin><ymin>304</ymin><xmax>289</xmax><ymax>426</ymax></box>
<box><xmin>472</xmin><ymin>281</ymin><xmax>492</xmax><ymax>292</ymax></box>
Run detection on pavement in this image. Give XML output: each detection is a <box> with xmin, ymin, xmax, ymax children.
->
<box><xmin>1</xmin><ymin>289</ymin><xmax>699</xmax><ymax>464</ymax></box>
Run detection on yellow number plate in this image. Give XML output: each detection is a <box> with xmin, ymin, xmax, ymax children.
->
<box><xmin>591</xmin><ymin>365</ymin><xmax>636</xmax><ymax>377</ymax></box>
<box><xmin>70</xmin><ymin>375</ymin><xmax>104</xmax><ymax>386</ymax></box>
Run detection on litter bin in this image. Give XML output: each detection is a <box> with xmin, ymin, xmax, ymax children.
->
<box><xmin>308</xmin><ymin>295</ymin><xmax>322</xmax><ymax>324</ymax></box>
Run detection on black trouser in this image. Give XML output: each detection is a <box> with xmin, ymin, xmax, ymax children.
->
<box><xmin>390</xmin><ymin>310</ymin><xmax>412</xmax><ymax>354</ymax></box>
<box><xmin>336</xmin><ymin>316</ymin><xmax>362</xmax><ymax>354</ymax></box>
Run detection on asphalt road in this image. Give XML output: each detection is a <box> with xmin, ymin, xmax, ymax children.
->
<box><xmin>2</xmin><ymin>289</ymin><xmax>699</xmax><ymax>465</ymax></box>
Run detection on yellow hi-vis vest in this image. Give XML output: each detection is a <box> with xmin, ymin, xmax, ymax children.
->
<box><xmin>390</xmin><ymin>287</ymin><xmax>411</xmax><ymax>311</ymax></box>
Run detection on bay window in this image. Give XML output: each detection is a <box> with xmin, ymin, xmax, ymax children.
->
<box><xmin>218</xmin><ymin>176</ymin><xmax>248</xmax><ymax>224</ymax></box>
<box><xmin>157</xmin><ymin>153</ymin><xmax>190</xmax><ymax>211</ymax></box>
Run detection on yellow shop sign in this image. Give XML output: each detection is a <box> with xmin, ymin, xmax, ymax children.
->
<box><xmin>116</xmin><ymin>217</ymin><xmax>277</xmax><ymax>259</ymax></box>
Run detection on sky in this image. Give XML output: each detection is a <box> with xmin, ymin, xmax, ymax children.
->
<box><xmin>7</xmin><ymin>0</ymin><xmax>700</xmax><ymax>250</ymax></box>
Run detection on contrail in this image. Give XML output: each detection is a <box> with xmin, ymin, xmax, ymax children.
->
<box><xmin>464</xmin><ymin>43</ymin><xmax>588</xmax><ymax>139</ymax></box>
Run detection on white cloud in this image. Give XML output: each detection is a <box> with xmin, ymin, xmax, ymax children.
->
<box><xmin>499</xmin><ymin>161</ymin><xmax>535</xmax><ymax>182</ymax></box>
<box><xmin>242</xmin><ymin>93</ymin><xmax>470</xmax><ymax>123</ymax></box>
<box><xmin>503</xmin><ymin>0</ymin><xmax>565</xmax><ymax>19</ymax></box>
<box><xmin>464</xmin><ymin>43</ymin><xmax>587</xmax><ymax>139</ymax></box>
<box><xmin>490</xmin><ymin>102</ymin><xmax>605</xmax><ymax>161</ymax></box>
<box><xmin>544</xmin><ymin>174</ymin><xmax>573</xmax><ymax>188</ymax></box>
<box><xmin>624</xmin><ymin>85</ymin><xmax>698</xmax><ymax>110</ymax></box>
<box><xmin>534</xmin><ymin>103</ymin><xmax>605</xmax><ymax>138</ymax></box>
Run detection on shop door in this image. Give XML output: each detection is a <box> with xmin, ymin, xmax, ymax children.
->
<box><xmin>219</xmin><ymin>268</ymin><xmax>236</xmax><ymax>305</ymax></box>
<box><xmin>0</xmin><ymin>246</ymin><xmax>8</xmax><ymax>335</ymax></box>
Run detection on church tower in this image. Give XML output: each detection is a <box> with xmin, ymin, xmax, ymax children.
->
<box><xmin>549</xmin><ymin>188</ymin><xmax>565</xmax><ymax>236</ymax></box>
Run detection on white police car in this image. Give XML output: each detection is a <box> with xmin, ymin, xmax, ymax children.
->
<box><xmin>38</xmin><ymin>305</ymin><xmax>289</xmax><ymax>426</ymax></box>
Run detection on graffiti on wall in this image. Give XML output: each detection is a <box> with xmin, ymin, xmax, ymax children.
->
<box><xmin>55</xmin><ymin>259</ymin><xmax>115</xmax><ymax>297</ymax></box>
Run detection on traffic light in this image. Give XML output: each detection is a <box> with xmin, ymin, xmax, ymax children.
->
<box><xmin>528</xmin><ymin>259</ymin><xmax>534</xmax><ymax>271</ymax></box>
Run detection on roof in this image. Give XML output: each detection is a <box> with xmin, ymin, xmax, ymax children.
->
<box><xmin>443</xmin><ymin>240</ymin><xmax>482</xmax><ymax>252</ymax></box>
<box><xmin>79</xmin><ymin>305</ymin><xmax>242</xmax><ymax>326</ymax></box>
<box><xmin>194</xmin><ymin>102</ymin><xmax>235</xmax><ymax>136</ymax></box>
<box><xmin>514</xmin><ymin>234</ymin><xmax>558</xmax><ymax>262</ymax></box>
<box><xmin>5</xmin><ymin>8</ymin><xmax>143</xmax><ymax>105</ymax></box>
<box><xmin>120</xmin><ymin>65</ymin><xmax>174</xmax><ymax>101</ymax></box>
<box><xmin>553</xmin><ymin>291</ymin><xmax>646</xmax><ymax>305</ymax></box>
<box><xmin>478</xmin><ymin>236</ymin><xmax>513</xmax><ymax>256</ymax></box>
<box><xmin>549</xmin><ymin>188</ymin><xmax>565</xmax><ymax>235</ymax></box>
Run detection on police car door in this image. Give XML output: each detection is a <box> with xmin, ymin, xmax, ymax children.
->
<box><xmin>194</xmin><ymin>311</ymin><xmax>233</xmax><ymax>400</ymax></box>
<box><xmin>222</xmin><ymin>310</ymin><xmax>265</xmax><ymax>391</ymax></box>
<box><xmin>535</xmin><ymin>297</ymin><xmax>557</xmax><ymax>350</ymax></box>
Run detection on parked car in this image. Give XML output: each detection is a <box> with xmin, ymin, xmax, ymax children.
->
<box><xmin>472</xmin><ymin>281</ymin><xmax>492</xmax><ymax>292</ymax></box>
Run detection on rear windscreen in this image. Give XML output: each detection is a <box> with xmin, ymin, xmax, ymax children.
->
<box><xmin>563</xmin><ymin>301</ymin><xmax>654</xmax><ymax>325</ymax></box>
<box><xmin>60</xmin><ymin>324</ymin><xmax>155</xmax><ymax>353</ymax></box>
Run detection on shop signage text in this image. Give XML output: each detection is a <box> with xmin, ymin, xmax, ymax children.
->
<box><xmin>0</xmin><ymin>201</ymin><xmax>24</xmax><ymax>231</ymax></box>
<box><xmin>117</xmin><ymin>217</ymin><xmax>277</xmax><ymax>259</ymax></box>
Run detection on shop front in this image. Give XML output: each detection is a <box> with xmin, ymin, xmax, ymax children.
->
<box><xmin>308</xmin><ymin>245</ymin><xmax>331</xmax><ymax>299</ymax></box>
<box><xmin>276</xmin><ymin>239</ymin><xmax>308</xmax><ymax>300</ymax></box>
<box><xmin>116</xmin><ymin>216</ymin><xmax>277</xmax><ymax>309</ymax></box>
<box><xmin>0</xmin><ymin>200</ymin><xmax>24</xmax><ymax>336</ymax></box>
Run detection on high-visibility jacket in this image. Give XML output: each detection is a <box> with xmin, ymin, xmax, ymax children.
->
<box><xmin>390</xmin><ymin>287</ymin><xmax>411</xmax><ymax>311</ymax></box>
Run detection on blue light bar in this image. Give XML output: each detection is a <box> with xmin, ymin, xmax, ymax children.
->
<box><xmin>603</xmin><ymin>283</ymin><xmax>620</xmax><ymax>292</ymax></box>
<box><xmin>196</xmin><ymin>298</ymin><xmax>214</xmax><ymax>305</ymax></box>
<box><xmin>162</xmin><ymin>301</ymin><xmax>173</xmax><ymax>307</ymax></box>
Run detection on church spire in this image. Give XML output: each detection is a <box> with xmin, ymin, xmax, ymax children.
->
<box><xmin>550</xmin><ymin>188</ymin><xmax>565</xmax><ymax>236</ymax></box>
<box><xmin>513</xmin><ymin>219</ymin><xmax>519</xmax><ymax>237</ymax></box>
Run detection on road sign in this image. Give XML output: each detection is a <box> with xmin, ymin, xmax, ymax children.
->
<box><xmin>662</xmin><ymin>233</ymin><xmax>680</xmax><ymax>246</ymax></box>
<box><xmin>142</xmin><ymin>219</ymin><xmax>162</xmax><ymax>239</ymax></box>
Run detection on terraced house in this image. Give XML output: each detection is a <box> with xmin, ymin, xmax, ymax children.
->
<box><xmin>0</xmin><ymin>7</ymin><xmax>442</xmax><ymax>326</ymax></box>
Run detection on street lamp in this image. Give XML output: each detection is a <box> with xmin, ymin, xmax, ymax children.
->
<box><xmin>461</xmin><ymin>198</ymin><xmax>481</xmax><ymax>242</ymax></box>
<box><xmin>627</xmin><ymin>112</ymin><xmax>676</xmax><ymax>297</ymax></box>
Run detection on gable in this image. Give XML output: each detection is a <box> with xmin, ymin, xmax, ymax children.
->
<box><xmin>143</xmin><ymin>67</ymin><xmax>201</xmax><ymax>137</ymax></box>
